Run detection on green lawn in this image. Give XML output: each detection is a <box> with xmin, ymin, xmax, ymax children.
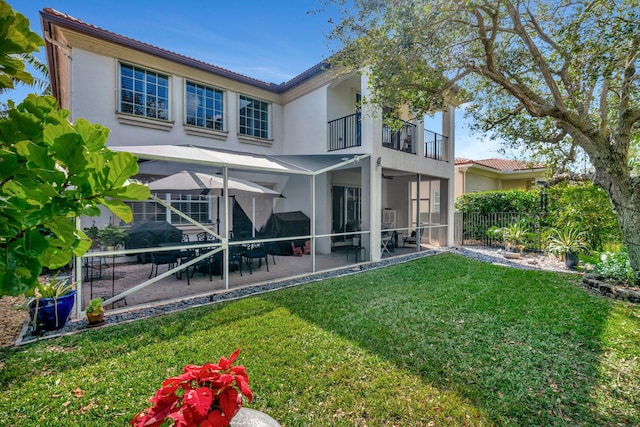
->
<box><xmin>1</xmin><ymin>253</ymin><xmax>638</xmax><ymax>426</ymax></box>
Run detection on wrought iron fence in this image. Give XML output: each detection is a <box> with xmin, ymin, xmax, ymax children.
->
<box><xmin>382</xmin><ymin>119</ymin><xmax>416</xmax><ymax>153</ymax></box>
<box><xmin>424</xmin><ymin>130</ymin><xmax>449</xmax><ymax>161</ymax></box>
<box><xmin>454</xmin><ymin>211</ymin><xmax>550</xmax><ymax>252</ymax></box>
<box><xmin>455</xmin><ymin>211</ymin><xmax>624</xmax><ymax>253</ymax></box>
<box><xmin>327</xmin><ymin>113</ymin><xmax>361</xmax><ymax>151</ymax></box>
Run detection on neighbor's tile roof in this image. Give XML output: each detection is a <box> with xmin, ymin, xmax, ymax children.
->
<box><xmin>455</xmin><ymin>157</ymin><xmax>545</xmax><ymax>171</ymax></box>
<box><xmin>40</xmin><ymin>8</ymin><xmax>329</xmax><ymax>94</ymax></box>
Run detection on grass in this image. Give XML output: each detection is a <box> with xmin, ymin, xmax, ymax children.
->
<box><xmin>1</xmin><ymin>253</ymin><xmax>638</xmax><ymax>426</ymax></box>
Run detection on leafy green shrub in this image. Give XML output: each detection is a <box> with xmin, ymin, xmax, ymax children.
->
<box><xmin>455</xmin><ymin>189</ymin><xmax>541</xmax><ymax>213</ymax></box>
<box><xmin>547</xmin><ymin>182</ymin><xmax>621</xmax><ymax>251</ymax></box>
<box><xmin>592</xmin><ymin>252</ymin><xmax>639</xmax><ymax>287</ymax></box>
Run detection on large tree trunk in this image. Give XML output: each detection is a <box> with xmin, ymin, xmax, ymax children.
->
<box><xmin>595</xmin><ymin>166</ymin><xmax>640</xmax><ymax>283</ymax></box>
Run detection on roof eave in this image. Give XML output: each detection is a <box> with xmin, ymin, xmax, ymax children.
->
<box><xmin>39</xmin><ymin>9</ymin><xmax>334</xmax><ymax>95</ymax></box>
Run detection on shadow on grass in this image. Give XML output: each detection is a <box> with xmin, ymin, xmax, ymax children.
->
<box><xmin>1</xmin><ymin>253</ymin><xmax>636</xmax><ymax>426</ymax></box>
<box><xmin>259</xmin><ymin>253</ymin><xmax>618</xmax><ymax>425</ymax></box>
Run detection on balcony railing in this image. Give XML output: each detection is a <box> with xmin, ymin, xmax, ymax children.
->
<box><xmin>382</xmin><ymin>119</ymin><xmax>416</xmax><ymax>154</ymax></box>
<box><xmin>327</xmin><ymin>113</ymin><xmax>361</xmax><ymax>151</ymax></box>
<box><xmin>424</xmin><ymin>129</ymin><xmax>449</xmax><ymax>161</ymax></box>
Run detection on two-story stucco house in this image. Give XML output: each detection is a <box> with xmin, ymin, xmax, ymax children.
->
<box><xmin>41</xmin><ymin>8</ymin><xmax>456</xmax><ymax>301</ymax></box>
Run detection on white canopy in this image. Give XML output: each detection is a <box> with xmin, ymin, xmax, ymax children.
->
<box><xmin>147</xmin><ymin>170</ymin><xmax>282</xmax><ymax>198</ymax></box>
<box><xmin>110</xmin><ymin>145</ymin><xmax>369</xmax><ymax>175</ymax></box>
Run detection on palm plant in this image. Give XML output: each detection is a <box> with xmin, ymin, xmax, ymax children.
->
<box><xmin>547</xmin><ymin>226</ymin><xmax>588</xmax><ymax>269</ymax></box>
<box><xmin>488</xmin><ymin>220</ymin><xmax>529</xmax><ymax>253</ymax></box>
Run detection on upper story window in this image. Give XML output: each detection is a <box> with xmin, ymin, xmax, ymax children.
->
<box><xmin>186</xmin><ymin>81</ymin><xmax>224</xmax><ymax>130</ymax></box>
<box><xmin>120</xmin><ymin>63</ymin><xmax>169</xmax><ymax>120</ymax></box>
<box><xmin>239</xmin><ymin>95</ymin><xmax>269</xmax><ymax>139</ymax></box>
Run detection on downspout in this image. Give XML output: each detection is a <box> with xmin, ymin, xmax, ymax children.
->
<box><xmin>75</xmin><ymin>217</ymin><xmax>83</xmax><ymax>318</ymax></box>
<box><xmin>311</xmin><ymin>175</ymin><xmax>316</xmax><ymax>272</ymax></box>
<box><xmin>223</xmin><ymin>167</ymin><xmax>229</xmax><ymax>290</ymax></box>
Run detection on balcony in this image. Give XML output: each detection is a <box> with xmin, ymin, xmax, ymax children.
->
<box><xmin>382</xmin><ymin>119</ymin><xmax>416</xmax><ymax>154</ymax></box>
<box><xmin>328</xmin><ymin>113</ymin><xmax>361</xmax><ymax>152</ymax></box>
<box><xmin>424</xmin><ymin>129</ymin><xmax>449</xmax><ymax>161</ymax></box>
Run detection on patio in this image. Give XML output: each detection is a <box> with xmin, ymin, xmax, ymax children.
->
<box><xmin>78</xmin><ymin>244</ymin><xmax>420</xmax><ymax>310</ymax></box>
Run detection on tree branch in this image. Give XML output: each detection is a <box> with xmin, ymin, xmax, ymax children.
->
<box><xmin>507</xmin><ymin>3</ymin><xmax>566</xmax><ymax>110</ymax></box>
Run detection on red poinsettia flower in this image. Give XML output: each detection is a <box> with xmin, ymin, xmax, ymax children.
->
<box><xmin>130</xmin><ymin>349</ymin><xmax>252</xmax><ymax>427</ymax></box>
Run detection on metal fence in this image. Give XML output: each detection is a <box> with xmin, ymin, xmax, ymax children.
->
<box><xmin>454</xmin><ymin>212</ymin><xmax>549</xmax><ymax>252</ymax></box>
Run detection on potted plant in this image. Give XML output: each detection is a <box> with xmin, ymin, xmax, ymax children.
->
<box><xmin>27</xmin><ymin>275</ymin><xmax>76</xmax><ymax>332</ymax></box>
<box><xmin>546</xmin><ymin>226</ymin><xmax>589</xmax><ymax>269</ymax></box>
<box><xmin>488</xmin><ymin>220</ymin><xmax>529</xmax><ymax>258</ymax></box>
<box><xmin>97</xmin><ymin>225</ymin><xmax>129</xmax><ymax>250</ymax></box>
<box><xmin>84</xmin><ymin>224</ymin><xmax>100</xmax><ymax>250</ymax></box>
<box><xmin>85</xmin><ymin>298</ymin><xmax>105</xmax><ymax>325</ymax></box>
<box><xmin>130</xmin><ymin>349</ymin><xmax>254</xmax><ymax>427</ymax></box>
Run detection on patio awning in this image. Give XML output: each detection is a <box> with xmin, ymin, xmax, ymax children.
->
<box><xmin>147</xmin><ymin>170</ymin><xmax>283</xmax><ymax>198</ymax></box>
<box><xmin>110</xmin><ymin>145</ymin><xmax>369</xmax><ymax>176</ymax></box>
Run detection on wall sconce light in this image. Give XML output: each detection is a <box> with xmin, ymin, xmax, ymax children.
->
<box><xmin>376</xmin><ymin>156</ymin><xmax>382</xmax><ymax>166</ymax></box>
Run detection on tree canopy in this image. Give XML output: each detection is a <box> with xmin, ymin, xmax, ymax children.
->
<box><xmin>0</xmin><ymin>0</ymin><xmax>42</xmax><ymax>91</ymax></box>
<box><xmin>329</xmin><ymin>0</ymin><xmax>640</xmax><ymax>277</ymax></box>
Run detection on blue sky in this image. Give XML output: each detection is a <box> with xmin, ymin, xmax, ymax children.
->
<box><xmin>4</xmin><ymin>0</ymin><xmax>500</xmax><ymax>159</ymax></box>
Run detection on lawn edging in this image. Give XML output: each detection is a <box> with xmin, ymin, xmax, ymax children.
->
<box><xmin>582</xmin><ymin>274</ymin><xmax>640</xmax><ymax>303</ymax></box>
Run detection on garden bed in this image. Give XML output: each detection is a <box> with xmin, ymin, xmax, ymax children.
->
<box><xmin>583</xmin><ymin>274</ymin><xmax>640</xmax><ymax>303</ymax></box>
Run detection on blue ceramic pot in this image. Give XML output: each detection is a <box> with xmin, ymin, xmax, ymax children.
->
<box><xmin>29</xmin><ymin>290</ymin><xmax>76</xmax><ymax>331</ymax></box>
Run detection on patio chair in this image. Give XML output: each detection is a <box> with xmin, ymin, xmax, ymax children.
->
<box><xmin>229</xmin><ymin>244</ymin><xmax>245</xmax><ymax>276</ymax></box>
<box><xmin>149</xmin><ymin>246</ymin><xmax>180</xmax><ymax>278</ymax></box>
<box><xmin>197</xmin><ymin>231</ymin><xmax>216</xmax><ymax>242</ymax></box>
<box><xmin>291</xmin><ymin>241</ymin><xmax>304</xmax><ymax>256</ymax></box>
<box><xmin>403</xmin><ymin>231</ymin><xmax>417</xmax><ymax>247</ymax></box>
<box><xmin>264</xmin><ymin>241</ymin><xmax>277</xmax><ymax>265</ymax></box>
<box><xmin>243</xmin><ymin>243</ymin><xmax>269</xmax><ymax>274</ymax></box>
<box><xmin>180</xmin><ymin>244</ymin><xmax>222</xmax><ymax>285</ymax></box>
<box><xmin>303</xmin><ymin>240</ymin><xmax>311</xmax><ymax>255</ymax></box>
<box><xmin>381</xmin><ymin>231</ymin><xmax>394</xmax><ymax>257</ymax></box>
<box><xmin>402</xmin><ymin>136</ymin><xmax>412</xmax><ymax>152</ymax></box>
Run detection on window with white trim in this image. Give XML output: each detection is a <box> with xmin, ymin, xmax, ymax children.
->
<box><xmin>119</xmin><ymin>63</ymin><xmax>169</xmax><ymax>120</ymax></box>
<box><xmin>126</xmin><ymin>194</ymin><xmax>211</xmax><ymax>225</ymax></box>
<box><xmin>239</xmin><ymin>95</ymin><xmax>269</xmax><ymax>139</ymax></box>
<box><xmin>186</xmin><ymin>81</ymin><xmax>224</xmax><ymax>130</ymax></box>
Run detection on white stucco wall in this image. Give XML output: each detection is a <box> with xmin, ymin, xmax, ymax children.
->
<box><xmin>69</xmin><ymin>49</ymin><xmax>285</xmax><ymax>156</ymax></box>
<box><xmin>282</xmin><ymin>86</ymin><xmax>327</xmax><ymax>154</ymax></box>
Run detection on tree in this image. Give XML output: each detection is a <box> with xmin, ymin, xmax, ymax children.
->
<box><xmin>0</xmin><ymin>2</ymin><xmax>150</xmax><ymax>296</ymax></box>
<box><xmin>0</xmin><ymin>0</ymin><xmax>41</xmax><ymax>91</ymax></box>
<box><xmin>329</xmin><ymin>0</ymin><xmax>640</xmax><ymax>278</ymax></box>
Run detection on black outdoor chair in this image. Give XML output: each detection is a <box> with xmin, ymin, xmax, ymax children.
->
<box><xmin>197</xmin><ymin>231</ymin><xmax>216</xmax><ymax>242</ymax></box>
<box><xmin>243</xmin><ymin>243</ymin><xmax>269</xmax><ymax>274</ymax></box>
<box><xmin>149</xmin><ymin>245</ymin><xmax>181</xmax><ymax>278</ymax></box>
<box><xmin>180</xmin><ymin>235</ymin><xmax>222</xmax><ymax>284</ymax></box>
<box><xmin>228</xmin><ymin>244</ymin><xmax>245</xmax><ymax>276</ymax></box>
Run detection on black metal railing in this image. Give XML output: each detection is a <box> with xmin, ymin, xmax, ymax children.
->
<box><xmin>327</xmin><ymin>113</ymin><xmax>361</xmax><ymax>151</ymax></box>
<box><xmin>382</xmin><ymin>118</ymin><xmax>416</xmax><ymax>153</ymax></box>
<box><xmin>424</xmin><ymin>129</ymin><xmax>448</xmax><ymax>161</ymax></box>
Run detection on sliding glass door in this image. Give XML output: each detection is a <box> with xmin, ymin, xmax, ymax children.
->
<box><xmin>332</xmin><ymin>186</ymin><xmax>361</xmax><ymax>244</ymax></box>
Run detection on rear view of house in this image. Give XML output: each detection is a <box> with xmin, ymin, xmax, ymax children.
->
<box><xmin>41</xmin><ymin>8</ymin><xmax>457</xmax><ymax>309</ymax></box>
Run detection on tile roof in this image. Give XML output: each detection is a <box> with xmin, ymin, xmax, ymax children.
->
<box><xmin>455</xmin><ymin>157</ymin><xmax>545</xmax><ymax>171</ymax></box>
<box><xmin>40</xmin><ymin>8</ymin><xmax>328</xmax><ymax>94</ymax></box>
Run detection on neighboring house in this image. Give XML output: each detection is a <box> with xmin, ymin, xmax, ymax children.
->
<box><xmin>41</xmin><ymin>8</ymin><xmax>456</xmax><ymax>270</ymax></box>
<box><xmin>454</xmin><ymin>158</ymin><xmax>546</xmax><ymax>200</ymax></box>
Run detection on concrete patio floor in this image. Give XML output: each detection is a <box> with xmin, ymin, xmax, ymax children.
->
<box><xmin>78</xmin><ymin>245</ymin><xmax>422</xmax><ymax>310</ymax></box>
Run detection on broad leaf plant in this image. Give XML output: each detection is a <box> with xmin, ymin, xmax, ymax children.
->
<box><xmin>0</xmin><ymin>2</ymin><xmax>149</xmax><ymax>297</ymax></box>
